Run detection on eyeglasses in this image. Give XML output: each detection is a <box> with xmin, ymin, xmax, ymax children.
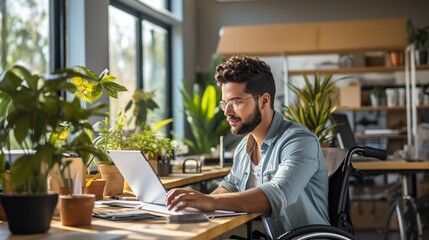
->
<box><xmin>219</xmin><ymin>96</ymin><xmax>259</xmax><ymax>111</ymax></box>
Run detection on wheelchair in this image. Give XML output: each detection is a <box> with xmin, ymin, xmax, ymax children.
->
<box><xmin>278</xmin><ymin>146</ymin><xmax>388</xmax><ymax>240</ymax></box>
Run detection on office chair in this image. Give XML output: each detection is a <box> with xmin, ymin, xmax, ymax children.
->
<box><xmin>277</xmin><ymin>146</ymin><xmax>388</xmax><ymax>240</ymax></box>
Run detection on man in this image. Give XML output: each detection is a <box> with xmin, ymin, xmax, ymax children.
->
<box><xmin>166</xmin><ymin>55</ymin><xmax>330</xmax><ymax>238</ymax></box>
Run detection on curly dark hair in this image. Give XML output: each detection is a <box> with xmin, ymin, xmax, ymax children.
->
<box><xmin>215</xmin><ymin>55</ymin><xmax>276</xmax><ymax>109</ymax></box>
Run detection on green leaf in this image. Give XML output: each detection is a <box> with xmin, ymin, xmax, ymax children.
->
<box><xmin>75</xmin><ymin>65</ymin><xmax>99</xmax><ymax>81</ymax></box>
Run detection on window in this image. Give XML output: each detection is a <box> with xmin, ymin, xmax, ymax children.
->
<box><xmin>108</xmin><ymin>6</ymin><xmax>138</xmax><ymax>127</ymax></box>
<box><xmin>108</xmin><ymin>1</ymin><xmax>172</xmax><ymax>134</ymax></box>
<box><xmin>0</xmin><ymin>0</ymin><xmax>50</xmax><ymax>74</ymax></box>
<box><xmin>142</xmin><ymin>20</ymin><xmax>169</xmax><ymax>128</ymax></box>
<box><xmin>138</xmin><ymin>0</ymin><xmax>169</xmax><ymax>11</ymax></box>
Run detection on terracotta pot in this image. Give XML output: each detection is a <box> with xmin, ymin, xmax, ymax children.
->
<box><xmin>59</xmin><ymin>194</ymin><xmax>95</xmax><ymax>226</ymax></box>
<box><xmin>97</xmin><ymin>163</ymin><xmax>124</xmax><ymax>196</ymax></box>
<box><xmin>59</xmin><ymin>186</ymin><xmax>85</xmax><ymax>195</ymax></box>
<box><xmin>84</xmin><ymin>179</ymin><xmax>106</xmax><ymax>201</ymax></box>
<box><xmin>389</xmin><ymin>51</ymin><xmax>404</xmax><ymax>66</ymax></box>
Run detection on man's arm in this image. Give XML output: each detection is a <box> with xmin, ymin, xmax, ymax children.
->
<box><xmin>210</xmin><ymin>187</ymin><xmax>230</xmax><ymax>195</ymax></box>
<box><xmin>166</xmin><ymin>187</ymin><xmax>270</xmax><ymax>213</ymax></box>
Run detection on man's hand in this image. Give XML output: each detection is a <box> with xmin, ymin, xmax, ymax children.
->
<box><xmin>166</xmin><ymin>188</ymin><xmax>216</xmax><ymax>212</ymax></box>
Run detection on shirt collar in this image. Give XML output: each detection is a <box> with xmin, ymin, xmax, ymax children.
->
<box><xmin>245</xmin><ymin>111</ymin><xmax>283</xmax><ymax>155</ymax></box>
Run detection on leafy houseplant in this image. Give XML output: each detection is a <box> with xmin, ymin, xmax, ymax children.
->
<box><xmin>282</xmin><ymin>74</ymin><xmax>344</xmax><ymax>145</ymax></box>
<box><xmin>406</xmin><ymin>19</ymin><xmax>429</xmax><ymax>64</ymax></box>
<box><xmin>180</xmin><ymin>80</ymin><xmax>230</xmax><ymax>155</ymax></box>
<box><xmin>0</xmin><ymin>65</ymin><xmax>117</xmax><ymax>233</ymax></box>
<box><xmin>122</xmin><ymin>130</ymin><xmax>175</xmax><ymax>159</ymax></box>
<box><xmin>125</xmin><ymin>89</ymin><xmax>173</xmax><ymax>133</ymax></box>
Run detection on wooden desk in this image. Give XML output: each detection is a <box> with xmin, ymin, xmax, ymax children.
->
<box><xmin>353</xmin><ymin>160</ymin><xmax>429</xmax><ymax>239</ymax></box>
<box><xmin>353</xmin><ymin>160</ymin><xmax>429</xmax><ymax>173</ymax></box>
<box><xmin>0</xmin><ymin>213</ymin><xmax>260</xmax><ymax>240</ymax></box>
<box><xmin>160</xmin><ymin>166</ymin><xmax>230</xmax><ymax>189</ymax></box>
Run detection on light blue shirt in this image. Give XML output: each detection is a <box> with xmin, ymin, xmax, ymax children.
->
<box><xmin>218</xmin><ymin>111</ymin><xmax>330</xmax><ymax>239</ymax></box>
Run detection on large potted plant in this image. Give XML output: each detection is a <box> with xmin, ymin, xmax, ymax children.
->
<box><xmin>406</xmin><ymin>19</ymin><xmax>429</xmax><ymax>65</ymax></box>
<box><xmin>282</xmin><ymin>73</ymin><xmax>345</xmax><ymax>146</ymax></box>
<box><xmin>180</xmin><ymin>55</ymin><xmax>233</xmax><ymax>156</ymax></box>
<box><xmin>180</xmin><ymin>80</ymin><xmax>230</xmax><ymax>155</ymax></box>
<box><xmin>0</xmin><ymin>65</ymin><xmax>124</xmax><ymax>233</ymax></box>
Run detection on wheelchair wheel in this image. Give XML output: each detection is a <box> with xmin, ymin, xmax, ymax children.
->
<box><xmin>278</xmin><ymin>225</ymin><xmax>358</xmax><ymax>240</ymax></box>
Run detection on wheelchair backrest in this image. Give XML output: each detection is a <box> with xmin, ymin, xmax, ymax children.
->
<box><xmin>322</xmin><ymin>148</ymin><xmax>354</xmax><ymax>235</ymax></box>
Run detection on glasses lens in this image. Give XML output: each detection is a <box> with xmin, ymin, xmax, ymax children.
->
<box><xmin>219</xmin><ymin>101</ymin><xmax>226</xmax><ymax>111</ymax></box>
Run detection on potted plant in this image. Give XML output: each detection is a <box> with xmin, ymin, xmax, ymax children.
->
<box><xmin>180</xmin><ymin>55</ymin><xmax>233</xmax><ymax>156</ymax></box>
<box><xmin>370</xmin><ymin>87</ymin><xmax>384</xmax><ymax>107</ymax></box>
<box><xmin>0</xmin><ymin>65</ymin><xmax>121</xmax><ymax>233</ymax></box>
<box><xmin>282</xmin><ymin>73</ymin><xmax>345</xmax><ymax>146</ymax></box>
<box><xmin>125</xmin><ymin>89</ymin><xmax>173</xmax><ymax>134</ymax></box>
<box><xmin>180</xmin><ymin>80</ymin><xmax>230</xmax><ymax>155</ymax></box>
<box><xmin>122</xmin><ymin>130</ymin><xmax>175</xmax><ymax>176</ymax></box>
<box><xmin>406</xmin><ymin>19</ymin><xmax>429</xmax><ymax>65</ymax></box>
<box><xmin>91</xmin><ymin>111</ymin><xmax>127</xmax><ymax>196</ymax></box>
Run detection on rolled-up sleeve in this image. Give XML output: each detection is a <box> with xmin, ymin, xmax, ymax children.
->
<box><xmin>258</xmin><ymin>130</ymin><xmax>320</xmax><ymax>218</ymax></box>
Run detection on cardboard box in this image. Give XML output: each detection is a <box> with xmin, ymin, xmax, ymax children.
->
<box><xmin>338</xmin><ymin>83</ymin><xmax>361</xmax><ymax>107</ymax></box>
<box><xmin>351</xmin><ymin>201</ymin><xmax>398</xmax><ymax>230</ymax></box>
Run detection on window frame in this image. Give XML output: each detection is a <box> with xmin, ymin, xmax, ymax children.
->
<box><xmin>110</xmin><ymin>0</ymin><xmax>173</xmax><ymax>135</ymax></box>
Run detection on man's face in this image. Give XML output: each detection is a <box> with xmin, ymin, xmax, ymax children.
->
<box><xmin>221</xmin><ymin>83</ymin><xmax>262</xmax><ymax>135</ymax></box>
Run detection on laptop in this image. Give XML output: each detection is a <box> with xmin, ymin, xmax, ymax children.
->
<box><xmin>106</xmin><ymin>150</ymin><xmax>245</xmax><ymax>217</ymax></box>
<box><xmin>332</xmin><ymin>113</ymin><xmax>379</xmax><ymax>161</ymax></box>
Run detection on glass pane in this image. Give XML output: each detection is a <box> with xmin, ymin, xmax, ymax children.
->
<box><xmin>142</xmin><ymin>20</ymin><xmax>168</xmax><ymax>133</ymax></box>
<box><xmin>138</xmin><ymin>0</ymin><xmax>168</xmax><ymax>11</ymax></box>
<box><xmin>0</xmin><ymin>0</ymin><xmax>50</xmax><ymax>74</ymax></box>
<box><xmin>108</xmin><ymin>6</ymin><xmax>137</xmax><ymax>129</ymax></box>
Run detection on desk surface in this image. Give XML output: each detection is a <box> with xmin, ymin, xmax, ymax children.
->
<box><xmin>160</xmin><ymin>166</ymin><xmax>230</xmax><ymax>189</ymax></box>
<box><xmin>0</xmin><ymin>213</ymin><xmax>260</xmax><ymax>240</ymax></box>
<box><xmin>353</xmin><ymin>160</ymin><xmax>429</xmax><ymax>172</ymax></box>
<box><xmin>0</xmin><ymin>166</ymin><xmax>248</xmax><ymax>239</ymax></box>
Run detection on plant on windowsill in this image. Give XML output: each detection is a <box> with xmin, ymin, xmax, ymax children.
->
<box><xmin>0</xmin><ymin>65</ymin><xmax>119</xmax><ymax>233</ymax></box>
<box><xmin>282</xmin><ymin>73</ymin><xmax>346</xmax><ymax>146</ymax></box>
<box><xmin>124</xmin><ymin>89</ymin><xmax>173</xmax><ymax>134</ymax></box>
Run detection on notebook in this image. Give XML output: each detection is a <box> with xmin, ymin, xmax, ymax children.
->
<box><xmin>106</xmin><ymin>150</ymin><xmax>245</xmax><ymax>217</ymax></box>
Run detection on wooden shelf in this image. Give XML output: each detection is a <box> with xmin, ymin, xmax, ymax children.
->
<box><xmin>288</xmin><ymin>65</ymin><xmax>429</xmax><ymax>76</ymax></box>
<box><xmin>336</xmin><ymin>104</ymin><xmax>429</xmax><ymax>111</ymax></box>
<box><xmin>355</xmin><ymin>133</ymin><xmax>407</xmax><ymax>140</ymax></box>
<box><xmin>216</xmin><ymin>18</ymin><xmax>408</xmax><ymax>56</ymax></box>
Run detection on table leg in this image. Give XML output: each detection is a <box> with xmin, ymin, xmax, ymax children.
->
<box><xmin>247</xmin><ymin>220</ymin><xmax>253</xmax><ymax>239</ymax></box>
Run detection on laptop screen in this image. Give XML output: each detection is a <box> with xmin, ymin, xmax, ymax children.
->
<box><xmin>107</xmin><ymin>150</ymin><xmax>167</xmax><ymax>205</ymax></box>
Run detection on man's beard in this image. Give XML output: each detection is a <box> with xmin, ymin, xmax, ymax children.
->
<box><xmin>230</xmin><ymin>104</ymin><xmax>262</xmax><ymax>135</ymax></box>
